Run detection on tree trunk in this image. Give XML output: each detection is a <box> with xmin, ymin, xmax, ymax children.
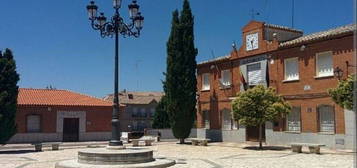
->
<box><xmin>179</xmin><ymin>138</ymin><xmax>185</xmax><ymax>144</ymax></box>
<box><xmin>258</xmin><ymin>123</ymin><xmax>263</xmax><ymax>150</ymax></box>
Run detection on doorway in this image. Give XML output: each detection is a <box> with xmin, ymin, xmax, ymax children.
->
<box><xmin>63</xmin><ymin>118</ymin><xmax>79</xmax><ymax>142</ymax></box>
<box><xmin>246</xmin><ymin>125</ymin><xmax>265</xmax><ymax>142</ymax></box>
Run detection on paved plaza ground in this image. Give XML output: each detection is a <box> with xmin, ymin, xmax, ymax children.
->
<box><xmin>0</xmin><ymin>141</ymin><xmax>355</xmax><ymax>168</ymax></box>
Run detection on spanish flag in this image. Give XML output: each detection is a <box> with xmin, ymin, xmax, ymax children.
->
<box><xmin>240</xmin><ymin>71</ymin><xmax>248</xmax><ymax>91</ymax></box>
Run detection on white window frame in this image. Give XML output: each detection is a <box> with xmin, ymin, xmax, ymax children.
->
<box><xmin>286</xmin><ymin>107</ymin><xmax>301</xmax><ymax>132</ymax></box>
<box><xmin>284</xmin><ymin>57</ymin><xmax>299</xmax><ymax>81</ymax></box>
<box><xmin>27</xmin><ymin>115</ymin><xmax>41</xmax><ymax>133</ymax></box>
<box><xmin>202</xmin><ymin>73</ymin><xmax>210</xmax><ymax>91</ymax></box>
<box><xmin>220</xmin><ymin>70</ymin><xmax>232</xmax><ymax>88</ymax></box>
<box><xmin>318</xmin><ymin>105</ymin><xmax>335</xmax><ymax>133</ymax></box>
<box><xmin>316</xmin><ymin>51</ymin><xmax>333</xmax><ymax>77</ymax></box>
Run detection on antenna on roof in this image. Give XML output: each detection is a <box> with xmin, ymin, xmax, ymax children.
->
<box><xmin>135</xmin><ymin>60</ymin><xmax>142</xmax><ymax>91</ymax></box>
<box><xmin>210</xmin><ymin>49</ymin><xmax>216</xmax><ymax>59</ymax></box>
<box><xmin>291</xmin><ymin>0</ymin><xmax>295</xmax><ymax>28</ymax></box>
<box><xmin>250</xmin><ymin>9</ymin><xmax>260</xmax><ymax>20</ymax></box>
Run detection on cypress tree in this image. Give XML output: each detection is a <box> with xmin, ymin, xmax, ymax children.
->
<box><xmin>165</xmin><ymin>0</ymin><xmax>198</xmax><ymax>144</ymax></box>
<box><xmin>152</xmin><ymin>95</ymin><xmax>171</xmax><ymax>129</ymax></box>
<box><xmin>0</xmin><ymin>49</ymin><xmax>20</xmax><ymax>145</ymax></box>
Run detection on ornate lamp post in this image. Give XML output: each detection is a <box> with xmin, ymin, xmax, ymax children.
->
<box><xmin>86</xmin><ymin>0</ymin><xmax>144</xmax><ymax>147</ymax></box>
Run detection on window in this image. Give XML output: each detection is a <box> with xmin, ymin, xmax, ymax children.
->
<box><xmin>150</xmin><ymin>108</ymin><xmax>155</xmax><ymax>117</ymax></box>
<box><xmin>203</xmin><ymin>110</ymin><xmax>210</xmax><ymax>129</ymax></box>
<box><xmin>286</xmin><ymin>107</ymin><xmax>301</xmax><ymax>132</ymax></box>
<box><xmin>318</xmin><ymin>105</ymin><xmax>335</xmax><ymax>133</ymax></box>
<box><xmin>284</xmin><ymin>57</ymin><xmax>299</xmax><ymax>81</ymax></box>
<box><xmin>202</xmin><ymin>73</ymin><xmax>210</xmax><ymax>90</ymax></box>
<box><xmin>247</xmin><ymin>63</ymin><xmax>262</xmax><ymax>86</ymax></box>
<box><xmin>316</xmin><ymin>51</ymin><xmax>333</xmax><ymax>77</ymax></box>
<box><xmin>27</xmin><ymin>115</ymin><xmax>40</xmax><ymax>133</ymax></box>
<box><xmin>222</xmin><ymin>109</ymin><xmax>231</xmax><ymax>130</ymax></box>
<box><xmin>140</xmin><ymin>108</ymin><xmax>147</xmax><ymax>117</ymax></box>
<box><xmin>220</xmin><ymin>70</ymin><xmax>231</xmax><ymax>88</ymax></box>
<box><xmin>132</xmin><ymin>107</ymin><xmax>138</xmax><ymax>117</ymax></box>
<box><xmin>221</xmin><ymin>109</ymin><xmax>238</xmax><ymax>130</ymax></box>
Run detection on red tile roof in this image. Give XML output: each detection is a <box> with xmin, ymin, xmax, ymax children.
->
<box><xmin>18</xmin><ymin>88</ymin><xmax>113</xmax><ymax>107</ymax></box>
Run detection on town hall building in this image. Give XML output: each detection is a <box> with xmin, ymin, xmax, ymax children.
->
<box><xmin>196</xmin><ymin>21</ymin><xmax>356</xmax><ymax>150</ymax></box>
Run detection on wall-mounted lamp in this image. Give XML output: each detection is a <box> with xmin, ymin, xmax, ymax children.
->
<box><xmin>333</xmin><ymin>67</ymin><xmax>343</xmax><ymax>80</ymax></box>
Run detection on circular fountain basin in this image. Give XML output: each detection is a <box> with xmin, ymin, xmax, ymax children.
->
<box><xmin>55</xmin><ymin>148</ymin><xmax>175</xmax><ymax>168</ymax></box>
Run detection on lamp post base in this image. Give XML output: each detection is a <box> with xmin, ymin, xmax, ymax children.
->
<box><xmin>109</xmin><ymin>140</ymin><xmax>123</xmax><ymax>147</ymax></box>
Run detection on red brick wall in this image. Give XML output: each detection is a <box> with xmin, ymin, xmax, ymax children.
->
<box><xmin>16</xmin><ymin>105</ymin><xmax>121</xmax><ymax>133</ymax></box>
<box><xmin>196</xmin><ymin>34</ymin><xmax>355</xmax><ymax>134</ymax></box>
<box><xmin>269</xmin><ymin>35</ymin><xmax>355</xmax><ymax>134</ymax></box>
<box><xmin>197</xmin><ymin>58</ymin><xmax>240</xmax><ymax>129</ymax></box>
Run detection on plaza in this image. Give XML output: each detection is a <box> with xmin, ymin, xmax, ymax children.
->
<box><xmin>0</xmin><ymin>141</ymin><xmax>354</xmax><ymax>168</ymax></box>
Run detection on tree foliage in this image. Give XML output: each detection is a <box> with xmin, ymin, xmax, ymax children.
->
<box><xmin>152</xmin><ymin>95</ymin><xmax>171</xmax><ymax>129</ymax></box>
<box><xmin>165</xmin><ymin>0</ymin><xmax>198</xmax><ymax>144</ymax></box>
<box><xmin>232</xmin><ymin>85</ymin><xmax>291</xmax><ymax>149</ymax></box>
<box><xmin>0</xmin><ymin>49</ymin><xmax>20</xmax><ymax>145</ymax></box>
<box><xmin>328</xmin><ymin>74</ymin><xmax>356</xmax><ymax>111</ymax></box>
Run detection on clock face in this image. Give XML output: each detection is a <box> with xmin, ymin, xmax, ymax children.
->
<box><xmin>246</xmin><ymin>33</ymin><xmax>259</xmax><ymax>51</ymax></box>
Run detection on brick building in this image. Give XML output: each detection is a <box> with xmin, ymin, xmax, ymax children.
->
<box><xmin>9</xmin><ymin>88</ymin><xmax>123</xmax><ymax>143</ymax></box>
<box><xmin>196</xmin><ymin>21</ymin><xmax>356</xmax><ymax>149</ymax></box>
<box><xmin>104</xmin><ymin>91</ymin><xmax>164</xmax><ymax>132</ymax></box>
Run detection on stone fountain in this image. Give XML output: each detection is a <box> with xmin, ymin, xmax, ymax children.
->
<box><xmin>55</xmin><ymin>146</ymin><xmax>175</xmax><ymax>168</ymax></box>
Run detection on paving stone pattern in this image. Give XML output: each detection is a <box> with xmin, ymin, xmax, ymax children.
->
<box><xmin>0</xmin><ymin>142</ymin><xmax>354</xmax><ymax>168</ymax></box>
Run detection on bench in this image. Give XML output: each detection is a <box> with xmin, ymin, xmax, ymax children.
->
<box><xmin>188</xmin><ymin>138</ymin><xmax>210</xmax><ymax>146</ymax></box>
<box><xmin>290</xmin><ymin>143</ymin><xmax>325</xmax><ymax>154</ymax></box>
<box><xmin>32</xmin><ymin>142</ymin><xmax>61</xmax><ymax>152</ymax></box>
<box><xmin>131</xmin><ymin>138</ymin><xmax>155</xmax><ymax>147</ymax></box>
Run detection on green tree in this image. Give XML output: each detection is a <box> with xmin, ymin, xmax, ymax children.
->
<box><xmin>152</xmin><ymin>95</ymin><xmax>171</xmax><ymax>129</ymax></box>
<box><xmin>0</xmin><ymin>49</ymin><xmax>20</xmax><ymax>145</ymax></box>
<box><xmin>328</xmin><ymin>74</ymin><xmax>356</xmax><ymax>111</ymax></box>
<box><xmin>232</xmin><ymin>85</ymin><xmax>291</xmax><ymax>149</ymax></box>
<box><xmin>165</xmin><ymin>0</ymin><xmax>198</xmax><ymax>144</ymax></box>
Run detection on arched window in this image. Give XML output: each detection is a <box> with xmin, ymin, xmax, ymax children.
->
<box><xmin>318</xmin><ymin>105</ymin><xmax>335</xmax><ymax>133</ymax></box>
<box><xmin>27</xmin><ymin>115</ymin><xmax>41</xmax><ymax>133</ymax></box>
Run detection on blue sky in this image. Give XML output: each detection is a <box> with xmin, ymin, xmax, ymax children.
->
<box><xmin>0</xmin><ymin>0</ymin><xmax>354</xmax><ymax>97</ymax></box>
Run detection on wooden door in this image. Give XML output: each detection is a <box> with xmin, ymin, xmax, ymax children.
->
<box><xmin>63</xmin><ymin>118</ymin><xmax>79</xmax><ymax>142</ymax></box>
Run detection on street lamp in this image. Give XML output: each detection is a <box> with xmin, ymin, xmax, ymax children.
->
<box><xmin>86</xmin><ymin>0</ymin><xmax>144</xmax><ymax>147</ymax></box>
<box><xmin>334</xmin><ymin>67</ymin><xmax>343</xmax><ymax>80</ymax></box>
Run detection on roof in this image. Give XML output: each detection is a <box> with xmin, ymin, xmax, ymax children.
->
<box><xmin>104</xmin><ymin>91</ymin><xmax>164</xmax><ymax>105</ymax></box>
<box><xmin>280</xmin><ymin>24</ymin><xmax>356</xmax><ymax>47</ymax></box>
<box><xmin>264</xmin><ymin>23</ymin><xmax>303</xmax><ymax>33</ymax></box>
<box><xmin>18</xmin><ymin>88</ymin><xmax>112</xmax><ymax>107</ymax></box>
<box><xmin>197</xmin><ymin>55</ymin><xmax>231</xmax><ymax>66</ymax></box>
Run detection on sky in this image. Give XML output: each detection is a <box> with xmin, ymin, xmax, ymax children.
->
<box><xmin>0</xmin><ymin>0</ymin><xmax>355</xmax><ymax>98</ymax></box>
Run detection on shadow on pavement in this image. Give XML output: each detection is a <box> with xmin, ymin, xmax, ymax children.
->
<box><xmin>0</xmin><ymin>149</ymin><xmax>35</xmax><ymax>154</ymax></box>
<box><xmin>243</xmin><ymin>146</ymin><xmax>290</xmax><ymax>151</ymax></box>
